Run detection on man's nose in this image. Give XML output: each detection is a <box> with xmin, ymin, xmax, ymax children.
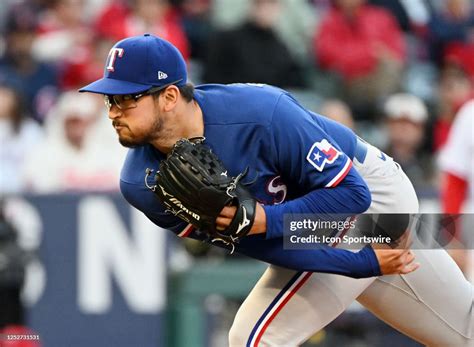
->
<box><xmin>108</xmin><ymin>105</ymin><xmax>123</xmax><ymax>120</ymax></box>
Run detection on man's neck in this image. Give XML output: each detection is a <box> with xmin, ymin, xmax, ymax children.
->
<box><xmin>151</xmin><ymin>99</ymin><xmax>204</xmax><ymax>153</ymax></box>
<box><xmin>182</xmin><ymin>99</ymin><xmax>204</xmax><ymax>139</ymax></box>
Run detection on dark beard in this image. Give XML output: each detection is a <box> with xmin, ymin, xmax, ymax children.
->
<box><xmin>118</xmin><ymin>137</ymin><xmax>140</xmax><ymax>148</ymax></box>
<box><xmin>118</xmin><ymin>116</ymin><xmax>163</xmax><ymax>148</ymax></box>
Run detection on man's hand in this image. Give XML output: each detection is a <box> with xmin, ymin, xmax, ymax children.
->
<box><xmin>372</xmin><ymin>231</ymin><xmax>420</xmax><ymax>275</ymax></box>
<box><xmin>373</xmin><ymin>247</ymin><xmax>420</xmax><ymax>275</ymax></box>
<box><xmin>217</xmin><ymin>204</ymin><xmax>267</xmax><ymax>235</ymax></box>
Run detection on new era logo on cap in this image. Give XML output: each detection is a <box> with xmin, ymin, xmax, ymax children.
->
<box><xmin>158</xmin><ymin>71</ymin><xmax>168</xmax><ymax>80</ymax></box>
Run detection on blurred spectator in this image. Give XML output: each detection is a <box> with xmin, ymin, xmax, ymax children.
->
<box><xmin>428</xmin><ymin>0</ymin><xmax>474</xmax><ymax>78</ymax></box>
<box><xmin>273</xmin><ymin>0</ymin><xmax>317</xmax><ymax>65</ymax></box>
<box><xmin>433</xmin><ymin>65</ymin><xmax>473</xmax><ymax>150</ymax></box>
<box><xmin>59</xmin><ymin>36</ymin><xmax>114</xmax><ymax>90</ymax></box>
<box><xmin>439</xmin><ymin>99</ymin><xmax>474</xmax><ymax>214</ymax></box>
<box><xmin>369</xmin><ymin>0</ymin><xmax>411</xmax><ymax>32</ymax></box>
<box><xmin>0</xmin><ymin>2</ymin><xmax>59</xmax><ymax>122</ymax></box>
<box><xmin>368</xmin><ymin>1</ymin><xmax>438</xmax><ymax>104</ymax></box>
<box><xmin>0</xmin><ymin>85</ymin><xmax>43</xmax><ymax>195</ymax></box>
<box><xmin>22</xmin><ymin>92</ymin><xmax>124</xmax><ymax>193</ymax></box>
<box><xmin>32</xmin><ymin>0</ymin><xmax>91</xmax><ymax>62</ymax></box>
<box><xmin>314</xmin><ymin>0</ymin><xmax>406</xmax><ymax>119</ymax></box>
<box><xmin>382</xmin><ymin>93</ymin><xmax>433</xmax><ymax>189</ymax></box>
<box><xmin>438</xmin><ymin>99</ymin><xmax>473</xmax><ymax>279</ymax></box>
<box><xmin>179</xmin><ymin>0</ymin><xmax>213</xmax><ymax>61</ymax></box>
<box><xmin>210</xmin><ymin>0</ymin><xmax>249</xmax><ymax>28</ymax></box>
<box><xmin>211</xmin><ymin>0</ymin><xmax>316</xmax><ymax>65</ymax></box>
<box><xmin>30</xmin><ymin>0</ymin><xmax>103</xmax><ymax>90</ymax></box>
<box><xmin>0</xmin><ymin>0</ymin><xmax>19</xmax><ymax>30</ymax></box>
<box><xmin>81</xmin><ymin>0</ymin><xmax>110</xmax><ymax>22</ymax></box>
<box><xmin>369</xmin><ymin>0</ymin><xmax>432</xmax><ymax>33</ymax></box>
<box><xmin>319</xmin><ymin>98</ymin><xmax>355</xmax><ymax>129</ymax></box>
<box><xmin>203</xmin><ymin>0</ymin><xmax>305</xmax><ymax>88</ymax></box>
<box><xmin>94</xmin><ymin>0</ymin><xmax>190</xmax><ymax>60</ymax></box>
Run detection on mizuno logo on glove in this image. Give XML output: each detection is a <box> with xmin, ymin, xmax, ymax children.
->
<box><xmin>159</xmin><ymin>186</ymin><xmax>201</xmax><ymax>220</ymax></box>
<box><xmin>236</xmin><ymin>206</ymin><xmax>250</xmax><ymax>235</ymax></box>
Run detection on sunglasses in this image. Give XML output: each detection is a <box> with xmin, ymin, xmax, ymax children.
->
<box><xmin>104</xmin><ymin>79</ymin><xmax>183</xmax><ymax>111</ymax></box>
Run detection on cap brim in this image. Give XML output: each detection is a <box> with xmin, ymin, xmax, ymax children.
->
<box><xmin>79</xmin><ymin>77</ymin><xmax>152</xmax><ymax>95</ymax></box>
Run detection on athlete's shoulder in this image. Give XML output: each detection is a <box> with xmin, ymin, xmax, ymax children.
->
<box><xmin>195</xmin><ymin>82</ymin><xmax>285</xmax><ymax>98</ymax></box>
<box><xmin>194</xmin><ymin>83</ymin><xmax>288</xmax><ymax>126</ymax></box>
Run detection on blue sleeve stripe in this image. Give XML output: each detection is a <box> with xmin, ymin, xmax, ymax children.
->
<box><xmin>325</xmin><ymin>157</ymin><xmax>353</xmax><ymax>187</ymax></box>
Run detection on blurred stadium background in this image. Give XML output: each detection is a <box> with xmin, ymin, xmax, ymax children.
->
<box><xmin>0</xmin><ymin>0</ymin><xmax>472</xmax><ymax>346</ymax></box>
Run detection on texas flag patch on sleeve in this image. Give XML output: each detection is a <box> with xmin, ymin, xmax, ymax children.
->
<box><xmin>306</xmin><ymin>139</ymin><xmax>341</xmax><ymax>171</ymax></box>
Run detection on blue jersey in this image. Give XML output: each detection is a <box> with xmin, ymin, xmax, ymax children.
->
<box><xmin>120</xmin><ymin>84</ymin><xmax>380</xmax><ymax>278</ymax></box>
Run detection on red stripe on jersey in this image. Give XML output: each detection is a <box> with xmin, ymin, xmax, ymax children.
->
<box><xmin>177</xmin><ymin>224</ymin><xmax>194</xmax><ymax>238</ymax></box>
<box><xmin>326</xmin><ymin>158</ymin><xmax>353</xmax><ymax>188</ymax></box>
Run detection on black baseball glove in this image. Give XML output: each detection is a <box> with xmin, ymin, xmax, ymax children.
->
<box><xmin>146</xmin><ymin>137</ymin><xmax>257</xmax><ymax>249</ymax></box>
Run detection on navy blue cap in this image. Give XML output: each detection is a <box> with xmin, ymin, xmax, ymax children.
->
<box><xmin>79</xmin><ymin>34</ymin><xmax>187</xmax><ymax>95</ymax></box>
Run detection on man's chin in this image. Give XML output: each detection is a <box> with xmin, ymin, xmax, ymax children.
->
<box><xmin>118</xmin><ymin>137</ymin><xmax>144</xmax><ymax>148</ymax></box>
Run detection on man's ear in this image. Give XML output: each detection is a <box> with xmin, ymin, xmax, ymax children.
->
<box><xmin>161</xmin><ymin>86</ymin><xmax>179</xmax><ymax>112</ymax></box>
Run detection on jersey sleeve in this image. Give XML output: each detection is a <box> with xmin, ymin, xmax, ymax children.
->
<box><xmin>262</xmin><ymin>93</ymin><xmax>371</xmax><ymax>239</ymax></box>
<box><xmin>269</xmin><ymin>93</ymin><xmax>353</xmax><ymax>188</ymax></box>
<box><xmin>237</xmin><ymin>237</ymin><xmax>381</xmax><ymax>278</ymax></box>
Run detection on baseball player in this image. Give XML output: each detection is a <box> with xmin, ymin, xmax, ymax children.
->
<box><xmin>439</xmin><ymin>99</ymin><xmax>474</xmax><ymax>280</ymax></box>
<box><xmin>80</xmin><ymin>34</ymin><xmax>473</xmax><ymax>346</ymax></box>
